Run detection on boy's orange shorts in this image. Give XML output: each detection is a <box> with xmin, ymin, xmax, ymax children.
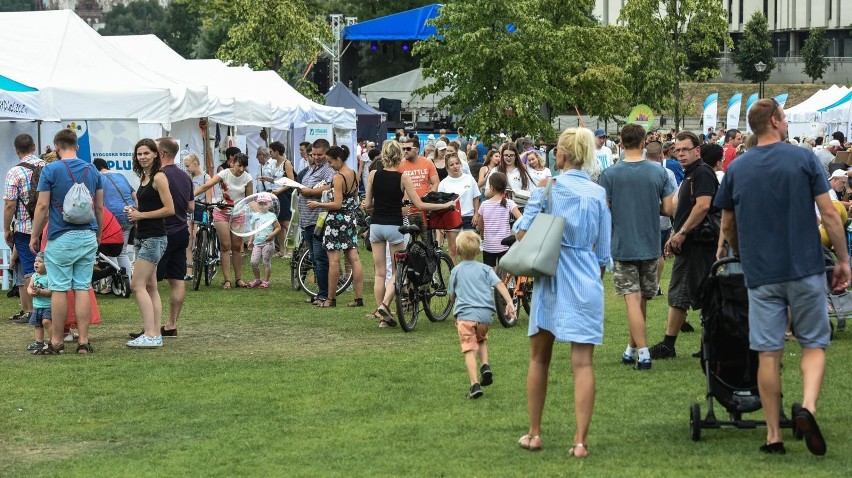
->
<box><xmin>456</xmin><ymin>320</ymin><xmax>489</xmax><ymax>353</ymax></box>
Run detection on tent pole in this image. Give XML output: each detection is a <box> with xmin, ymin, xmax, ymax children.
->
<box><xmin>200</xmin><ymin>118</ymin><xmax>213</xmax><ymax>177</ymax></box>
<box><xmin>36</xmin><ymin>120</ymin><xmax>42</xmax><ymax>154</ymax></box>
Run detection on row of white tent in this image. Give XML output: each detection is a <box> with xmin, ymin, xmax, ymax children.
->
<box><xmin>0</xmin><ymin>9</ymin><xmax>356</xmax><ymax>162</ymax></box>
<box><xmin>785</xmin><ymin>84</ymin><xmax>852</xmax><ymax>140</ymax></box>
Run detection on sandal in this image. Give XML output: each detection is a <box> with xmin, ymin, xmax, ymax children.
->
<box><xmin>317</xmin><ymin>299</ymin><xmax>337</xmax><ymax>308</ymax></box>
<box><xmin>33</xmin><ymin>343</ymin><xmax>65</xmax><ymax>355</ymax></box>
<box><xmin>518</xmin><ymin>434</ymin><xmax>542</xmax><ymax>451</ymax></box>
<box><xmin>348</xmin><ymin>298</ymin><xmax>364</xmax><ymax>307</ymax></box>
<box><xmin>378</xmin><ymin>319</ymin><xmax>396</xmax><ymax>328</ymax></box>
<box><xmin>366</xmin><ymin>310</ymin><xmax>382</xmax><ymax>320</ymax></box>
<box><xmin>76</xmin><ymin>343</ymin><xmax>93</xmax><ymax>355</ymax></box>
<box><xmin>568</xmin><ymin>443</ymin><xmax>588</xmax><ymax>458</ymax></box>
<box><xmin>235</xmin><ymin>280</ymin><xmax>249</xmax><ymax>288</ymax></box>
<box><xmin>223</xmin><ymin>280</ymin><xmax>231</xmax><ymax>289</ymax></box>
<box><xmin>377</xmin><ymin>303</ymin><xmax>397</xmax><ymax>327</ymax></box>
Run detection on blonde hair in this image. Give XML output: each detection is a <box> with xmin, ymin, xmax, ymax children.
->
<box><xmin>557</xmin><ymin>128</ymin><xmax>594</xmax><ymax>168</ymax></box>
<box><xmin>522</xmin><ymin>150</ymin><xmax>543</xmax><ymax>168</ymax></box>
<box><xmin>381</xmin><ymin>141</ymin><xmax>403</xmax><ymax>168</ymax></box>
<box><xmin>183</xmin><ymin>153</ymin><xmax>200</xmax><ymax>166</ymax></box>
<box><xmin>455</xmin><ymin>231</ymin><xmax>481</xmax><ymax>260</ymax></box>
<box><xmin>43</xmin><ymin>151</ymin><xmax>58</xmax><ymax>163</ymax></box>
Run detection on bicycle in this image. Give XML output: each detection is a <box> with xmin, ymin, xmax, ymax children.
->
<box><xmin>493</xmin><ymin>235</ymin><xmax>532</xmax><ymax>328</ymax></box>
<box><xmin>295</xmin><ymin>233</ymin><xmax>353</xmax><ymax>300</ymax></box>
<box><xmin>191</xmin><ymin>200</ymin><xmax>228</xmax><ymax>291</ymax></box>
<box><xmin>393</xmin><ymin>200</ymin><xmax>455</xmax><ymax>332</ymax></box>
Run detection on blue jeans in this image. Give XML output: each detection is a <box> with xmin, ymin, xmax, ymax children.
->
<box><xmin>304</xmin><ymin>225</ymin><xmax>329</xmax><ymax>299</ymax></box>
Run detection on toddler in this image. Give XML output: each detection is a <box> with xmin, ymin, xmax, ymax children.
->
<box><xmin>448</xmin><ymin>231</ymin><xmax>515</xmax><ymax>399</ymax></box>
<box><xmin>248</xmin><ymin>194</ymin><xmax>281</xmax><ymax>288</ymax></box>
<box><xmin>26</xmin><ymin>253</ymin><xmax>52</xmax><ymax>353</ymax></box>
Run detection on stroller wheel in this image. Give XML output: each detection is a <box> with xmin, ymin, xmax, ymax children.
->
<box><xmin>111</xmin><ymin>275</ymin><xmax>131</xmax><ymax>298</ymax></box>
<box><xmin>690</xmin><ymin>403</ymin><xmax>702</xmax><ymax>442</ymax></box>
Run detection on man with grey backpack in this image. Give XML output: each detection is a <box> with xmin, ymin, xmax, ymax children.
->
<box><xmin>29</xmin><ymin>128</ymin><xmax>103</xmax><ymax>355</ymax></box>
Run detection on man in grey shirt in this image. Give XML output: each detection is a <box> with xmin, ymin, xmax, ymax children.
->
<box><xmin>599</xmin><ymin>124</ymin><xmax>675</xmax><ymax>370</ymax></box>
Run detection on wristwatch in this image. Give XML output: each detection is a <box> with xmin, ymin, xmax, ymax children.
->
<box><xmin>677</xmin><ymin>228</ymin><xmax>687</xmax><ymax>235</ymax></box>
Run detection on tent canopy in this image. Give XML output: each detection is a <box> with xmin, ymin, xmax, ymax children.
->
<box><xmin>342</xmin><ymin>4</ymin><xmax>442</xmax><ymax>41</ymax></box>
<box><xmin>325</xmin><ymin>83</ymin><xmax>386</xmax><ymax>124</ymax></box>
<box><xmin>0</xmin><ymin>74</ymin><xmax>40</xmax><ymax>120</ymax></box>
<box><xmin>0</xmin><ymin>10</ymin><xmax>172</xmax><ymax>123</ymax></box>
<box><xmin>359</xmin><ymin>68</ymin><xmax>449</xmax><ymax>110</ymax></box>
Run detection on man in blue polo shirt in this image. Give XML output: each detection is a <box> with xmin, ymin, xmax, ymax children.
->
<box><xmin>715</xmin><ymin>98</ymin><xmax>850</xmax><ymax>456</ymax></box>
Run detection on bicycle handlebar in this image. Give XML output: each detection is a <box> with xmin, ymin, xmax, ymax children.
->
<box><xmin>195</xmin><ymin>200</ymin><xmax>232</xmax><ymax>210</ymax></box>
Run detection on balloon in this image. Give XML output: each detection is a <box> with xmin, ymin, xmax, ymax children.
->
<box><xmin>229</xmin><ymin>192</ymin><xmax>280</xmax><ymax>238</ymax></box>
<box><xmin>819</xmin><ymin>225</ymin><xmax>831</xmax><ymax>248</ymax></box>
<box><xmin>833</xmin><ymin>201</ymin><xmax>848</xmax><ymax>225</ymax></box>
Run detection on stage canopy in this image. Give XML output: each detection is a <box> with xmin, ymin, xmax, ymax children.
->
<box><xmin>342</xmin><ymin>4</ymin><xmax>442</xmax><ymax>41</ymax></box>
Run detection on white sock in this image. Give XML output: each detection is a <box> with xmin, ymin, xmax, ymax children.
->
<box><xmin>624</xmin><ymin>346</ymin><xmax>637</xmax><ymax>358</ymax></box>
<box><xmin>638</xmin><ymin>347</ymin><xmax>651</xmax><ymax>361</ymax></box>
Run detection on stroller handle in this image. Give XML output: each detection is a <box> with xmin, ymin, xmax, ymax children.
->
<box><xmin>709</xmin><ymin>257</ymin><xmax>741</xmax><ymax>278</ymax></box>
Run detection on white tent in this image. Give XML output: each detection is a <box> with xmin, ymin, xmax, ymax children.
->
<box><xmin>783</xmin><ymin>85</ymin><xmax>852</xmax><ymax>139</ymax></box>
<box><xmin>359</xmin><ymin>68</ymin><xmax>450</xmax><ymax>110</ymax></box>
<box><xmin>0</xmin><ymin>10</ymin><xmax>180</xmax><ymax>123</ymax></box>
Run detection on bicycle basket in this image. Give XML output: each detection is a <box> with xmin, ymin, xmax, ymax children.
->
<box><xmin>407</xmin><ymin>241</ymin><xmax>436</xmax><ymax>286</ymax></box>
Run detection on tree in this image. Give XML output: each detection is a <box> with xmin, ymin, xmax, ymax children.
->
<box><xmin>732</xmin><ymin>11</ymin><xmax>775</xmax><ymax>83</ymax></box>
<box><xmin>619</xmin><ymin>0</ymin><xmax>730</xmax><ymax>131</ymax></box>
<box><xmin>414</xmin><ymin>0</ymin><xmax>631</xmax><ymax>140</ymax></box>
<box><xmin>0</xmin><ymin>0</ymin><xmax>31</xmax><ymax>12</ymax></box>
<box><xmin>801</xmin><ymin>27</ymin><xmax>830</xmax><ymax>83</ymax></box>
<box><xmin>155</xmin><ymin>3</ymin><xmax>201</xmax><ymax>59</ymax></box>
<box><xmin>98</xmin><ymin>0</ymin><xmax>165</xmax><ymax>36</ymax></box>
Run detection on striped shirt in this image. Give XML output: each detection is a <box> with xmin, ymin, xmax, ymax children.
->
<box><xmin>298</xmin><ymin>161</ymin><xmax>335</xmax><ymax>228</ymax></box>
<box><xmin>3</xmin><ymin>154</ymin><xmax>44</xmax><ymax>234</ymax></box>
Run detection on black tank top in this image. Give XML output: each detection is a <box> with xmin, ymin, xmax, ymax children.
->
<box><xmin>371</xmin><ymin>169</ymin><xmax>404</xmax><ymax>226</ymax></box>
<box><xmin>136</xmin><ymin>173</ymin><xmax>166</xmax><ymax>238</ymax></box>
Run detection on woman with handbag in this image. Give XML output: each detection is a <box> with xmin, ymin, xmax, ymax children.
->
<box><xmin>514</xmin><ymin>128</ymin><xmax>611</xmax><ymax>458</ymax></box>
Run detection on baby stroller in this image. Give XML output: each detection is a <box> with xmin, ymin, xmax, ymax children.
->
<box><xmin>689</xmin><ymin>257</ymin><xmax>794</xmax><ymax>441</ymax></box>
<box><xmin>91</xmin><ymin>208</ymin><xmax>131</xmax><ymax>298</ymax></box>
<box><xmin>825</xmin><ymin>246</ymin><xmax>850</xmax><ymax>334</ymax></box>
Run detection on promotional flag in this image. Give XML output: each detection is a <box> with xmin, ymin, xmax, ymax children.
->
<box><xmin>726</xmin><ymin>93</ymin><xmax>742</xmax><ymax>131</ymax></box>
<box><xmin>703</xmin><ymin>93</ymin><xmax>718</xmax><ymax>133</ymax></box>
<box><xmin>775</xmin><ymin>93</ymin><xmax>789</xmax><ymax>108</ymax></box>
<box><xmin>744</xmin><ymin>93</ymin><xmax>759</xmax><ymax>133</ymax></box>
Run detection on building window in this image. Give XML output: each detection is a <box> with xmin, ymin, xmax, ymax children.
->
<box><xmin>828</xmin><ymin>0</ymin><xmax>832</xmax><ymax>20</ymax></box>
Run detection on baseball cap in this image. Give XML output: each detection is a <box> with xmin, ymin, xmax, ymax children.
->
<box><xmin>435</xmin><ymin>140</ymin><xmax>447</xmax><ymax>150</ymax></box>
<box><xmin>594</xmin><ymin>129</ymin><xmax>606</xmax><ymax>138</ymax></box>
<box><xmin>829</xmin><ymin>139</ymin><xmax>842</xmax><ymax>147</ymax></box>
<box><xmin>830</xmin><ymin>169</ymin><xmax>848</xmax><ymax>179</ymax></box>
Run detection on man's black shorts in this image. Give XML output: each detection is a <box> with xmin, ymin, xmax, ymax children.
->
<box><xmin>157</xmin><ymin>229</ymin><xmax>189</xmax><ymax>281</ymax></box>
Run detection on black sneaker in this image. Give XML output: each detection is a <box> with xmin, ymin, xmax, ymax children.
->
<box><xmin>634</xmin><ymin>359</ymin><xmax>652</xmax><ymax>371</ymax></box>
<box><xmin>480</xmin><ymin>364</ymin><xmax>493</xmax><ymax>386</ymax></box>
<box><xmin>7</xmin><ymin>285</ymin><xmax>19</xmax><ymax>298</ymax></box>
<box><xmin>649</xmin><ymin>342</ymin><xmax>676</xmax><ymax>359</ymax></box>
<box><xmin>8</xmin><ymin>309</ymin><xmax>24</xmax><ymax>321</ymax></box>
<box><xmin>621</xmin><ymin>353</ymin><xmax>636</xmax><ymax>365</ymax></box>
<box><xmin>680</xmin><ymin>321</ymin><xmax>695</xmax><ymax>333</ymax></box>
<box><xmin>161</xmin><ymin>327</ymin><xmax>178</xmax><ymax>338</ymax></box>
<box><xmin>759</xmin><ymin>442</ymin><xmax>786</xmax><ymax>454</ymax></box>
<box><xmin>13</xmin><ymin>312</ymin><xmax>31</xmax><ymax>324</ymax></box>
<box><xmin>128</xmin><ymin>330</ymin><xmax>144</xmax><ymax>339</ymax></box>
<box><xmin>468</xmin><ymin>383</ymin><xmax>483</xmax><ymax>399</ymax></box>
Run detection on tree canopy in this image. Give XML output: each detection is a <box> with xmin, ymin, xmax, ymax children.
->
<box><xmin>801</xmin><ymin>27</ymin><xmax>830</xmax><ymax>83</ymax></box>
<box><xmin>732</xmin><ymin>11</ymin><xmax>775</xmax><ymax>83</ymax></box>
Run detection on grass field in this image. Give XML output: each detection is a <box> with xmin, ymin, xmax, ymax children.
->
<box><xmin>1</xmin><ymin>255</ymin><xmax>851</xmax><ymax>477</ymax></box>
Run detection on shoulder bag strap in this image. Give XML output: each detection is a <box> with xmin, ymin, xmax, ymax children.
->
<box><xmin>103</xmin><ymin>173</ymin><xmax>131</xmax><ymax>207</ymax></box>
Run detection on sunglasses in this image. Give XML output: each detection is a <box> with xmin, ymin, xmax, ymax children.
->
<box><xmin>402</xmin><ymin>147</ymin><xmax>414</xmax><ymax>152</ymax></box>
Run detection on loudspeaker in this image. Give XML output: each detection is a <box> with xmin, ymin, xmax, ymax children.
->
<box><xmin>314</xmin><ymin>59</ymin><xmax>330</xmax><ymax>94</ymax></box>
<box><xmin>379</xmin><ymin>98</ymin><xmax>402</xmax><ymax>122</ymax></box>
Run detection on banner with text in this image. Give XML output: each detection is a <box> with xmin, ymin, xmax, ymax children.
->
<box><xmin>85</xmin><ymin>120</ymin><xmax>140</xmax><ymax>188</ymax></box>
<box><xmin>744</xmin><ymin>93</ymin><xmax>759</xmax><ymax>133</ymax></box>
<box><xmin>726</xmin><ymin>93</ymin><xmax>742</xmax><ymax>131</ymax></box>
<box><xmin>703</xmin><ymin>93</ymin><xmax>718</xmax><ymax>133</ymax></box>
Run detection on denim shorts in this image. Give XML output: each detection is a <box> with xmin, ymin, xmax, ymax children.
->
<box><xmin>45</xmin><ymin>230</ymin><xmax>97</xmax><ymax>291</ymax></box>
<box><xmin>134</xmin><ymin>236</ymin><xmax>168</xmax><ymax>265</ymax></box>
<box><xmin>30</xmin><ymin>307</ymin><xmax>52</xmax><ymax>328</ymax></box>
<box><xmin>369</xmin><ymin>224</ymin><xmax>405</xmax><ymax>245</ymax></box>
<box><xmin>748</xmin><ymin>273</ymin><xmax>830</xmax><ymax>351</ymax></box>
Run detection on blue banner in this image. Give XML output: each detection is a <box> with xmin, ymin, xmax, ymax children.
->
<box><xmin>726</xmin><ymin>93</ymin><xmax>743</xmax><ymax>130</ymax></box>
<box><xmin>745</xmin><ymin>93</ymin><xmax>759</xmax><ymax>133</ymax></box>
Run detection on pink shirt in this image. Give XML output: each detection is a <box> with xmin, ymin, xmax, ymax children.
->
<box><xmin>478</xmin><ymin>198</ymin><xmax>518</xmax><ymax>253</ymax></box>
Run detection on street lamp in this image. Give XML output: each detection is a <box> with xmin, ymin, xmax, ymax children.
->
<box><xmin>755</xmin><ymin>61</ymin><xmax>767</xmax><ymax>99</ymax></box>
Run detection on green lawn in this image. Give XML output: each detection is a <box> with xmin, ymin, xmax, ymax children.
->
<box><xmin>1</xmin><ymin>255</ymin><xmax>851</xmax><ymax>477</ymax></box>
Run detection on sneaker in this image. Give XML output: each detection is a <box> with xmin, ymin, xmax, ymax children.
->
<box><xmin>634</xmin><ymin>359</ymin><xmax>652</xmax><ymax>371</ymax></box>
<box><xmin>8</xmin><ymin>309</ymin><xmax>24</xmax><ymax>321</ymax></box>
<box><xmin>126</xmin><ymin>335</ymin><xmax>163</xmax><ymax>348</ymax></box>
<box><xmin>27</xmin><ymin>341</ymin><xmax>45</xmax><ymax>351</ymax></box>
<box><xmin>680</xmin><ymin>321</ymin><xmax>695</xmax><ymax>333</ymax></box>
<box><xmin>621</xmin><ymin>353</ymin><xmax>636</xmax><ymax>365</ymax></box>
<box><xmin>468</xmin><ymin>383</ymin><xmax>483</xmax><ymax>399</ymax></box>
<box><xmin>64</xmin><ymin>331</ymin><xmax>75</xmax><ymax>343</ymax></box>
<box><xmin>13</xmin><ymin>312</ymin><xmax>31</xmax><ymax>324</ymax></box>
<box><xmin>480</xmin><ymin>364</ymin><xmax>493</xmax><ymax>386</ymax></box>
<box><xmin>656</xmin><ymin>287</ymin><xmax>663</xmax><ymax>296</ymax></box>
<box><xmin>128</xmin><ymin>330</ymin><xmax>144</xmax><ymax>339</ymax></box>
<box><xmin>7</xmin><ymin>285</ymin><xmax>19</xmax><ymax>298</ymax></box>
<box><xmin>184</xmin><ymin>274</ymin><xmax>193</xmax><ymax>281</ymax></box>
<box><xmin>161</xmin><ymin>327</ymin><xmax>178</xmax><ymax>338</ymax></box>
<box><xmin>649</xmin><ymin>342</ymin><xmax>676</xmax><ymax>359</ymax></box>
<box><xmin>247</xmin><ymin>279</ymin><xmax>263</xmax><ymax>288</ymax></box>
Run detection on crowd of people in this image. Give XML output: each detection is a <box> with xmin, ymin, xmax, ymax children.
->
<box><xmin>4</xmin><ymin>99</ymin><xmax>846</xmax><ymax>458</ymax></box>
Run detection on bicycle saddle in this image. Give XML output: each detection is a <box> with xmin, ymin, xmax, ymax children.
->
<box><xmin>399</xmin><ymin>224</ymin><xmax>421</xmax><ymax>235</ymax></box>
<box><xmin>501</xmin><ymin>235</ymin><xmax>517</xmax><ymax>247</ymax></box>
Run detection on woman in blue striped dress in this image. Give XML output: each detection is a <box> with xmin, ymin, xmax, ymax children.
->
<box><xmin>514</xmin><ymin>128</ymin><xmax>611</xmax><ymax>458</ymax></box>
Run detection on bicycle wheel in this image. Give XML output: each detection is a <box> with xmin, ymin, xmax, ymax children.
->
<box><xmin>518</xmin><ymin>277</ymin><xmax>533</xmax><ymax>316</ymax></box>
<box><xmin>395</xmin><ymin>261</ymin><xmax>420</xmax><ymax>332</ymax></box>
<box><xmin>297</xmin><ymin>247</ymin><xmax>319</xmax><ymax>299</ymax></box>
<box><xmin>205</xmin><ymin>231</ymin><xmax>219</xmax><ymax>286</ymax></box>
<box><xmin>192</xmin><ymin>229</ymin><xmax>205</xmax><ymax>291</ymax></box>
<box><xmin>494</xmin><ymin>268</ymin><xmax>518</xmax><ymax>328</ymax></box>
<box><xmin>423</xmin><ymin>252</ymin><xmax>453</xmax><ymax>322</ymax></box>
<box><xmin>335</xmin><ymin>255</ymin><xmax>354</xmax><ymax>295</ymax></box>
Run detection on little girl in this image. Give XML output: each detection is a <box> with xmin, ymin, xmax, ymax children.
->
<box><xmin>473</xmin><ymin>172</ymin><xmax>522</xmax><ymax>269</ymax></box>
<box><xmin>248</xmin><ymin>194</ymin><xmax>281</xmax><ymax>288</ymax></box>
<box><xmin>184</xmin><ymin>153</ymin><xmax>211</xmax><ymax>280</ymax></box>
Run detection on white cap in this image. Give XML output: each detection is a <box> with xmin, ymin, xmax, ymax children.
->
<box><xmin>830</xmin><ymin>169</ymin><xmax>848</xmax><ymax>179</ymax></box>
<box><xmin>435</xmin><ymin>140</ymin><xmax>447</xmax><ymax>150</ymax></box>
<box><xmin>829</xmin><ymin>139</ymin><xmax>842</xmax><ymax>147</ymax></box>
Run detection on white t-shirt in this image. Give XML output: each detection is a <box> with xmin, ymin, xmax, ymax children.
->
<box><xmin>217</xmin><ymin>169</ymin><xmax>253</xmax><ymax>205</ymax></box>
<box><xmin>528</xmin><ymin>167</ymin><xmax>552</xmax><ymax>189</ymax></box>
<box><xmin>594</xmin><ymin>146</ymin><xmax>613</xmax><ymax>171</ymax></box>
<box><xmin>438</xmin><ymin>173</ymin><xmax>479</xmax><ymax>217</ymax></box>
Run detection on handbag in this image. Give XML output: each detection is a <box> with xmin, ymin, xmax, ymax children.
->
<box><xmin>499</xmin><ymin>179</ymin><xmax>565</xmax><ymax>277</ymax></box>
